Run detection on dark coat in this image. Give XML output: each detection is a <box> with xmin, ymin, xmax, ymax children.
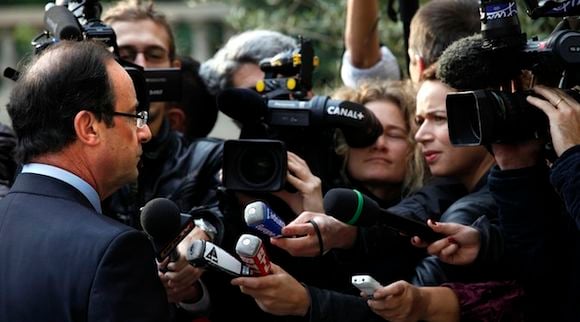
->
<box><xmin>0</xmin><ymin>173</ymin><xmax>169</xmax><ymax>322</ymax></box>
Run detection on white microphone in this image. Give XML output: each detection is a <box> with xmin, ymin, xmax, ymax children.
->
<box><xmin>235</xmin><ymin>234</ymin><xmax>272</xmax><ymax>276</ymax></box>
<box><xmin>186</xmin><ymin>239</ymin><xmax>251</xmax><ymax>277</ymax></box>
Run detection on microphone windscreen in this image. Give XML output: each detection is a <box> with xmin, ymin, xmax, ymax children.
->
<box><xmin>140</xmin><ymin>198</ymin><xmax>181</xmax><ymax>248</ymax></box>
<box><xmin>323</xmin><ymin>188</ymin><xmax>379</xmax><ymax>226</ymax></box>
<box><xmin>437</xmin><ymin>34</ymin><xmax>521</xmax><ymax>90</ymax></box>
<box><xmin>216</xmin><ymin>88</ymin><xmax>267</xmax><ymax>124</ymax></box>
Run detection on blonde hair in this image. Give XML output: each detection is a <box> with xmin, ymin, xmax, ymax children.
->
<box><xmin>333</xmin><ymin>80</ymin><xmax>427</xmax><ymax>196</ymax></box>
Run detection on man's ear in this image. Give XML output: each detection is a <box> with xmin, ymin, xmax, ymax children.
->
<box><xmin>171</xmin><ymin>59</ymin><xmax>182</xmax><ymax>68</ymax></box>
<box><xmin>166</xmin><ymin>108</ymin><xmax>186</xmax><ymax>133</ymax></box>
<box><xmin>74</xmin><ymin>110</ymin><xmax>100</xmax><ymax>146</ymax></box>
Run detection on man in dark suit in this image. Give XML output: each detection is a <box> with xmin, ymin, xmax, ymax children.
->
<box><xmin>0</xmin><ymin>40</ymin><xmax>169</xmax><ymax>321</ymax></box>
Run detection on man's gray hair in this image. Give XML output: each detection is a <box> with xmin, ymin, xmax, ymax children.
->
<box><xmin>200</xmin><ymin>29</ymin><xmax>297</xmax><ymax>95</ymax></box>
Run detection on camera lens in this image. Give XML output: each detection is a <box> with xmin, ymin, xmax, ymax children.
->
<box><xmin>238</xmin><ymin>147</ymin><xmax>279</xmax><ymax>186</ymax></box>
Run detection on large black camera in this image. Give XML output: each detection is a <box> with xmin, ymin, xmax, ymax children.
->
<box><xmin>4</xmin><ymin>0</ymin><xmax>181</xmax><ymax>110</ymax></box>
<box><xmin>444</xmin><ymin>0</ymin><xmax>580</xmax><ymax>146</ymax></box>
<box><xmin>218</xmin><ymin>87</ymin><xmax>383</xmax><ymax>192</ymax></box>
<box><xmin>447</xmin><ymin>88</ymin><xmax>580</xmax><ymax>145</ymax></box>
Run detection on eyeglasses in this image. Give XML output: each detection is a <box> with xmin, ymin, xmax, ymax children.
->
<box><xmin>119</xmin><ymin>46</ymin><xmax>169</xmax><ymax>64</ymax></box>
<box><xmin>112</xmin><ymin>111</ymin><xmax>149</xmax><ymax>128</ymax></box>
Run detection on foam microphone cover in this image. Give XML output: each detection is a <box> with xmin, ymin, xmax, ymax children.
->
<box><xmin>140</xmin><ymin>198</ymin><xmax>181</xmax><ymax>249</ymax></box>
<box><xmin>323</xmin><ymin>188</ymin><xmax>379</xmax><ymax>226</ymax></box>
<box><xmin>436</xmin><ymin>34</ymin><xmax>521</xmax><ymax>90</ymax></box>
<box><xmin>216</xmin><ymin>88</ymin><xmax>268</xmax><ymax>124</ymax></box>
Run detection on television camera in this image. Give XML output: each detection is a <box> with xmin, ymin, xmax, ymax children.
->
<box><xmin>3</xmin><ymin>0</ymin><xmax>182</xmax><ymax>113</ymax></box>
<box><xmin>443</xmin><ymin>0</ymin><xmax>580</xmax><ymax>146</ymax></box>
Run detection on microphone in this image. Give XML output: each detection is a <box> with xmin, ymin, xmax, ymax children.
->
<box><xmin>244</xmin><ymin>200</ymin><xmax>285</xmax><ymax>238</ymax></box>
<box><xmin>235</xmin><ymin>234</ymin><xmax>272</xmax><ymax>276</ymax></box>
<box><xmin>186</xmin><ymin>239</ymin><xmax>252</xmax><ymax>277</ymax></box>
<box><xmin>44</xmin><ymin>5</ymin><xmax>83</xmax><ymax>41</ymax></box>
<box><xmin>436</xmin><ymin>34</ymin><xmax>522</xmax><ymax>90</ymax></box>
<box><xmin>140</xmin><ymin>198</ymin><xmax>195</xmax><ymax>262</ymax></box>
<box><xmin>216</xmin><ymin>88</ymin><xmax>382</xmax><ymax>148</ymax></box>
<box><xmin>323</xmin><ymin>188</ymin><xmax>445</xmax><ymax>243</ymax></box>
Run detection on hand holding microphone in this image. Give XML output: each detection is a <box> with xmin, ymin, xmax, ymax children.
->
<box><xmin>235</xmin><ymin>234</ymin><xmax>272</xmax><ymax>276</ymax></box>
<box><xmin>323</xmin><ymin>188</ymin><xmax>445</xmax><ymax>243</ymax></box>
<box><xmin>244</xmin><ymin>200</ymin><xmax>286</xmax><ymax>238</ymax></box>
<box><xmin>270</xmin><ymin>211</ymin><xmax>354</xmax><ymax>257</ymax></box>
<box><xmin>412</xmin><ymin>220</ymin><xmax>482</xmax><ymax>266</ymax></box>
<box><xmin>186</xmin><ymin>239</ymin><xmax>252</xmax><ymax>277</ymax></box>
<box><xmin>140</xmin><ymin>198</ymin><xmax>206</xmax><ymax>302</ymax></box>
<box><xmin>230</xmin><ymin>262</ymin><xmax>311</xmax><ymax>317</ymax></box>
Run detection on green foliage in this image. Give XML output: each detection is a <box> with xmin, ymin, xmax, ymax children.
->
<box><xmin>209</xmin><ymin>0</ymin><xmax>566</xmax><ymax>94</ymax></box>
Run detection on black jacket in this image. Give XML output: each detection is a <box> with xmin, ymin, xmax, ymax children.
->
<box><xmin>104</xmin><ymin>120</ymin><xmax>224</xmax><ymax>236</ymax></box>
<box><xmin>104</xmin><ymin>120</ymin><xmax>224</xmax><ymax>321</ymax></box>
<box><xmin>490</xmin><ymin>161</ymin><xmax>580</xmax><ymax>321</ymax></box>
<box><xmin>550</xmin><ymin>144</ymin><xmax>580</xmax><ymax>230</ymax></box>
<box><xmin>0</xmin><ymin>122</ymin><xmax>17</xmax><ymax>197</ymax></box>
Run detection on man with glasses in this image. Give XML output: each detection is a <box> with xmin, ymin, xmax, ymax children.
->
<box><xmin>102</xmin><ymin>1</ymin><xmax>224</xmax><ymax>319</ymax></box>
<box><xmin>0</xmin><ymin>40</ymin><xmax>169</xmax><ymax>321</ymax></box>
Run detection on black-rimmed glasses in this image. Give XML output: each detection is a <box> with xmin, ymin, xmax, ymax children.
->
<box><xmin>112</xmin><ymin>111</ymin><xmax>149</xmax><ymax>128</ymax></box>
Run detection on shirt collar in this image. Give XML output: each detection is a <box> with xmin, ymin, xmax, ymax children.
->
<box><xmin>21</xmin><ymin>163</ymin><xmax>102</xmax><ymax>213</ymax></box>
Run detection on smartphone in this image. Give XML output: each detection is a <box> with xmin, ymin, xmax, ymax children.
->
<box><xmin>351</xmin><ymin>274</ymin><xmax>383</xmax><ymax>299</ymax></box>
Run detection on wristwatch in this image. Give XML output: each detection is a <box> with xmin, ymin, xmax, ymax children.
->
<box><xmin>194</xmin><ymin>218</ymin><xmax>217</xmax><ymax>242</ymax></box>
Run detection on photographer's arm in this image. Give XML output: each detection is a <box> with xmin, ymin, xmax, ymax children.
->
<box><xmin>345</xmin><ymin>0</ymin><xmax>382</xmax><ymax>69</ymax></box>
<box><xmin>341</xmin><ymin>0</ymin><xmax>400</xmax><ymax>87</ymax></box>
<box><xmin>527</xmin><ymin>85</ymin><xmax>580</xmax><ymax>229</ymax></box>
<box><xmin>271</xmin><ymin>211</ymin><xmax>357</xmax><ymax>257</ymax></box>
<box><xmin>527</xmin><ymin>85</ymin><xmax>580</xmax><ymax>157</ymax></box>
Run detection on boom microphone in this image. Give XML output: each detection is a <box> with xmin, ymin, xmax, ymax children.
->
<box><xmin>186</xmin><ymin>239</ymin><xmax>252</xmax><ymax>277</ymax></box>
<box><xmin>216</xmin><ymin>88</ymin><xmax>382</xmax><ymax>148</ymax></box>
<box><xmin>244</xmin><ymin>200</ymin><xmax>285</xmax><ymax>238</ymax></box>
<box><xmin>235</xmin><ymin>234</ymin><xmax>272</xmax><ymax>276</ymax></box>
<box><xmin>323</xmin><ymin>188</ymin><xmax>444</xmax><ymax>243</ymax></box>
<box><xmin>436</xmin><ymin>34</ymin><xmax>521</xmax><ymax>90</ymax></box>
<box><xmin>44</xmin><ymin>5</ymin><xmax>83</xmax><ymax>41</ymax></box>
<box><xmin>140</xmin><ymin>198</ymin><xmax>195</xmax><ymax>262</ymax></box>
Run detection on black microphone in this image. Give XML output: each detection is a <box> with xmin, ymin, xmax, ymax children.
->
<box><xmin>186</xmin><ymin>239</ymin><xmax>252</xmax><ymax>277</ymax></box>
<box><xmin>44</xmin><ymin>5</ymin><xmax>83</xmax><ymax>41</ymax></box>
<box><xmin>436</xmin><ymin>34</ymin><xmax>522</xmax><ymax>90</ymax></box>
<box><xmin>216</xmin><ymin>88</ymin><xmax>382</xmax><ymax>148</ymax></box>
<box><xmin>323</xmin><ymin>188</ymin><xmax>444</xmax><ymax>243</ymax></box>
<box><xmin>140</xmin><ymin>198</ymin><xmax>195</xmax><ymax>262</ymax></box>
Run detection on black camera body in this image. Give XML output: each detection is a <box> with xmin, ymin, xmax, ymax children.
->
<box><xmin>445</xmin><ymin>0</ymin><xmax>580</xmax><ymax>146</ymax></box>
<box><xmin>218</xmin><ymin>87</ymin><xmax>383</xmax><ymax>192</ymax></box>
<box><xmin>448</xmin><ymin>89</ymin><xmax>549</xmax><ymax>145</ymax></box>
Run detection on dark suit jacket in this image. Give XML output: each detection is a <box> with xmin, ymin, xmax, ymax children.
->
<box><xmin>0</xmin><ymin>173</ymin><xmax>169</xmax><ymax>322</ymax></box>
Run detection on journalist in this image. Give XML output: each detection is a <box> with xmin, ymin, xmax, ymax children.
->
<box><xmin>0</xmin><ymin>40</ymin><xmax>169</xmax><ymax>321</ymax></box>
